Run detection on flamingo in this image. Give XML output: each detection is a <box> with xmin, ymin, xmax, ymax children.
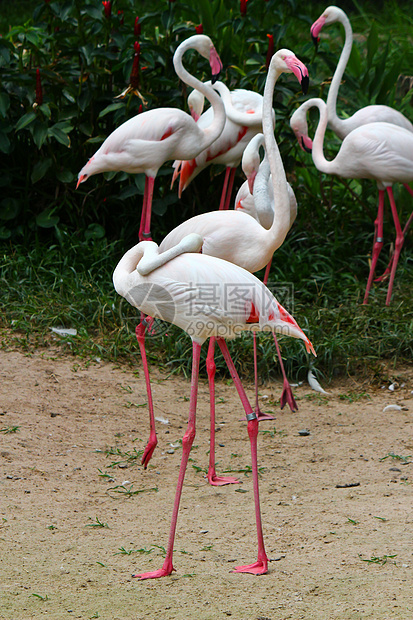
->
<box><xmin>234</xmin><ymin>132</ymin><xmax>297</xmax><ymax>231</ymax></box>
<box><xmin>76</xmin><ymin>34</ymin><xmax>226</xmax><ymax>241</ymax></box>
<box><xmin>310</xmin><ymin>5</ymin><xmax>413</xmax><ymax>139</ymax></box>
<box><xmin>290</xmin><ymin>97</ymin><xmax>413</xmax><ymax>305</ymax></box>
<box><xmin>172</xmin><ymin>81</ymin><xmax>269</xmax><ymax>211</ymax></box>
<box><xmin>234</xmin><ymin>132</ymin><xmax>298</xmax><ymax>418</ymax></box>
<box><xmin>153</xmin><ymin>49</ymin><xmax>308</xmax><ymax>482</ymax></box>
<box><xmin>113</xmin><ymin>234</ymin><xmax>315</xmax><ymax>580</ymax></box>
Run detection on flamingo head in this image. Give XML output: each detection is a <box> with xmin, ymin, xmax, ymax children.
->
<box><xmin>209</xmin><ymin>45</ymin><xmax>223</xmax><ymax>83</ymax></box>
<box><xmin>76</xmin><ymin>173</ymin><xmax>88</xmax><ymax>188</ymax></box>
<box><xmin>275</xmin><ymin>49</ymin><xmax>309</xmax><ymax>95</ymax></box>
<box><xmin>187</xmin><ymin>88</ymin><xmax>204</xmax><ymax>122</ymax></box>
<box><xmin>241</xmin><ymin>133</ymin><xmax>264</xmax><ymax>194</ymax></box>
<box><xmin>311</xmin><ymin>6</ymin><xmax>344</xmax><ymax>47</ymax></box>
<box><xmin>189</xmin><ymin>34</ymin><xmax>223</xmax><ymax>84</ymax></box>
<box><xmin>290</xmin><ymin>107</ymin><xmax>313</xmax><ymax>153</ymax></box>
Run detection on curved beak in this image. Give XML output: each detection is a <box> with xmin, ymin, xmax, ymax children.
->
<box><xmin>209</xmin><ymin>46</ymin><xmax>223</xmax><ymax>84</ymax></box>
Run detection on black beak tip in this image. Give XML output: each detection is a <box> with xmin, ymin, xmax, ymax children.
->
<box><xmin>301</xmin><ymin>137</ymin><xmax>312</xmax><ymax>154</ymax></box>
<box><xmin>211</xmin><ymin>72</ymin><xmax>220</xmax><ymax>85</ymax></box>
<box><xmin>301</xmin><ymin>75</ymin><xmax>309</xmax><ymax>95</ymax></box>
<box><xmin>311</xmin><ymin>34</ymin><xmax>319</xmax><ymax>50</ymax></box>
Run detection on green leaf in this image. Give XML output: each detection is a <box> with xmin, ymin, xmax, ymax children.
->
<box><xmin>31</xmin><ymin>158</ymin><xmax>52</xmax><ymax>184</ymax></box>
<box><xmin>32</xmin><ymin>122</ymin><xmax>48</xmax><ymax>149</ymax></box>
<box><xmin>0</xmin><ymin>226</ymin><xmax>11</xmax><ymax>240</ymax></box>
<box><xmin>56</xmin><ymin>169</ymin><xmax>74</xmax><ymax>184</ymax></box>
<box><xmin>48</xmin><ymin>126</ymin><xmax>71</xmax><ymax>147</ymax></box>
<box><xmin>38</xmin><ymin>103</ymin><xmax>51</xmax><ymax>119</ymax></box>
<box><xmin>0</xmin><ymin>198</ymin><xmax>20</xmax><ymax>221</ymax></box>
<box><xmin>196</xmin><ymin>0</ymin><xmax>214</xmax><ymax>34</ymax></box>
<box><xmin>36</xmin><ymin>209</ymin><xmax>59</xmax><ymax>228</ymax></box>
<box><xmin>15</xmin><ymin>111</ymin><xmax>37</xmax><ymax>132</ymax></box>
<box><xmin>0</xmin><ymin>132</ymin><xmax>10</xmax><ymax>153</ymax></box>
<box><xmin>85</xmin><ymin>223</ymin><xmax>105</xmax><ymax>240</ymax></box>
<box><xmin>346</xmin><ymin>44</ymin><xmax>362</xmax><ymax>79</ymax></box>
<box><xmin>118</xmin><ymin>185</ymin><xmax>141</xmax><ymax>200</ymax></box>
<box><xmin>366</xmin><ymin>21</ymin><xmax>379</xmax><ymax>69</ymax></box>
<box><xmin>0</xmin><ymin>93</ymin><xmax>10</xmax><ymax>118</ymax></box>
<box><xmin>98</xmin><ymin>103</ymin><xmax>125</xmax><ymax>119</ymax></box>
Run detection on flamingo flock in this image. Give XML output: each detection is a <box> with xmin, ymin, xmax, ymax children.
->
<box><xmin>76</xmin><ymin>7</ymin><xmax>412</xmax><ymax>579</ymax></box>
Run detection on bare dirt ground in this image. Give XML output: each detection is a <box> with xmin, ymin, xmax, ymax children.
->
<box><xmin>1</xmin><ymin>345</ymin><xmax>412</xmax><ymax>620</ymax></box>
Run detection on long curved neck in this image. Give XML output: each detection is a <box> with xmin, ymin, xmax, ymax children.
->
<box><xmin>139</xmin><ymin>233</ymin><xmax>203</xmax><ymax>274</ymax></box>
<box><xmin>326</xmin><ymin>10</ymin><xmax>353</xmax><ymax>133</ymax></box>
<box><xmin>173</xmin><ymin>46</ymin><xmax>225</xmax><ymax>149</ymax></box>
<box><xmin>253</xmin><ymin>155</ymin><xmax>274</xmax><ymax>230</ymax></box>
<box><xmin>311</xmin><ymin>99</ymin><xmax>337</xmax><ymax>174</ymax></box>
<box><xmin>212</xmin><ymin>82</ymin><xmax>266</xmax><ymax>127</ymax></box>
<box><xmin>262</xmin><ymin>61</ymin><xmax>291</xmax><ymax>249</ymax></box>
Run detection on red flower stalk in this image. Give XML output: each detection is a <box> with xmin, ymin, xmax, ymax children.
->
<box><xmin>240</xmin><ymin>0</ymin><xmax>248</xmax><ymax>17</ymax></box>
<box><xmin>266</xmin><ymin>34</ymin><xmax>274</xmax><ymax>70</ymax></box>
<box><xmin>195</xmin><ymin>24</ymin><xmax>203</xmax><ymax>34</ymax></box>
<box><xmin>35</xmin><ymin>68</ymin><xmax>43</xmax><ymax>106</ymax></box>
<box><xmin>134</xmin><ymin>16</ymin><xmax>141</xmax><ymax>37</ymax></box>
<box><xmin>130</xmin><ymin>42</ymin><xmax>141</xmax><ymax>89</ymax></box>
<box><xmin>118</xmin><ymin>10</ymin><xmax>124</xmax><ymax>25</ymax></box>
<box><xmin>102</xmin><ymin>1</ymin><xmax>111</xmax><ymax>19</ymax></box>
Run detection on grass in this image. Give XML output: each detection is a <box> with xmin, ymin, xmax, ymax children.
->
<box><xmin>1</xmin><ymin>2</ymin><xmax>412</xmax><ymax>382</ymax></box>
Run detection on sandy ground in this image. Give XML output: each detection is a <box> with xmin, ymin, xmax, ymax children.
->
<box><xmin>0</xmin><ymin>345</ymin><xmax>412</xmax><ymax>620</ymax></box>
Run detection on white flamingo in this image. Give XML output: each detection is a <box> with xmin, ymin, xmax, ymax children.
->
<box><xmin>113</xmin><ymin>233</ymin><xmax>315</xmax><ymax>580</ymax></box>
<box><xmin>310</xmin><ymin>5</ymin><xmax>413</xmax><ymax>139</ymax></box>
<box><xmin>77</xmin><ymin>35</ymin><xmax>226</xmax><ymax>240</ymax></box>
<box><xmin>290</xmin><ymin>97</ymin><xmax>413</xmax><ymax>305</ymax></box>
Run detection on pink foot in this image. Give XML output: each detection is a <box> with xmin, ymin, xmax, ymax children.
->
<box><xmin>232</xmin><ymin>558</ymin><xmax>268</xmax><ymax>575</ymax></box>
<box><xmin>279</xmin><ymin>380</ymin><xmax>298</xmax><ymax>412</ymax></box>
<box><xmin>240</xmin><ymin>407</ymin><xmax>275</xmax><ymax>422</ymax></box>
<box><xmin>374</xmin><ymin>268</ymin><xmax>391</xmax><ymax>283</ymax></box>
<box><xmin>256</xmin><ymin>408</ymin><xmax>275</xmax><ymax>421</ymax></box>
<box><xmin>208</xmin><ymin>470</ymin><xmax>240</xmax><ymax>486</ymax></box>
<box><xmin>133</xmin><ymin>561</ymin><xmax>175</xmax><ymax>580</ymax></box>
<box><xmin>141</xmin><ymin>437</ymin><xmax>157</xmax><ymax>469</ymax></box>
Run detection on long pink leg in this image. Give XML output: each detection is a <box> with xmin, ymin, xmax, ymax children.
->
<box><xmin>219</xmin><ymin>167</ymin><xmax>236</xmax><ymax>211</ymax></box>
<box><xmin>363</xmin><ymin>189</ymin><xmax>385</xmax><ymax>305</ymax></box>
<box><xmin>251</xmin><ymin>332</ymin><xmax>275</xmax><ymax>421</ymax></box>
<box><xmin>257</xmin><ymin>258</ymin><xmax>297</xmax><ymax>414</ymax></box>
<box><xmin>375</xmin><ymin>184</ymin><xmax>413</xmax><ymax>283</ymax></box>
<box><xmin>139</xmin><ymin>176</ymin><xmax>155</xmax><ymax>241</ymax></box>
<box><xmin>273</xmin><ymin>334</ymin><xmax>298</xmax><ymax>412</ymax></box>
<box><xmin>217</xmin><ymin>338</ymin><xmax>268</xmax><ymax>575</ymax></box>
<box><xmin>223</xmin><ymin>167</ymin><xmax>237</xmax><ymax>211</ymax></box>
<box><xmin>206</xmin><ymin>338</ymin><xmax>240</xmax><ymax>486</ymax></box>
<box><xmin>385</xmin><ymin>187</ymin><xmax>404</xmax><ymax>306</ymax></box>
<box><xmin>133</xmin><ymin>341</ymin><xmax>202</xmax><ymax>580</ymax></box>
<box><xmin>135</xmin><ymin>318</ymin><xmax>157</xmax><ymax>468</ymax></box>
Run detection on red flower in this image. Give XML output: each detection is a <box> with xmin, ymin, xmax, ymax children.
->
<box><xmin>102</xmin><ymin>1</ymin><xmax>111</xmax><ymax>19</ymax></box>
<box><xmin>35</xmin><ymin>68</ymin><xmax>43</xmax><ymax>106</ymax></box>
<box><xmin>240</xmin><ymin>0</ymin><xmax>248</xmax><ymax>17</ymax></box>
<box><xmin>130</xmin><ymin>42</ymin><xmax>141</xmax><ymax>89</ymax></box>
<box><xmin>134</xmin><ymin>17</ymin><xmax>141</xmax><ymax>37</ymax></box>
<box><xmin>118</xmin><ymin>10</ymin><xmax>124</xmax><ymax>26</ymax></box>
<box><xmin>266</xmin><ymin>34</ymin><xmax>274</xmax><ymax>70</ymax></box>
<box><xmin>195</xmin><ymin>24</ymin><xmax>203</xmax><ymax>34</ymax></box>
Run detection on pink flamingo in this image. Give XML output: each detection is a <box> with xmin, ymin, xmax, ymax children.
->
<box><xmin>172</xmin><ymin>80</ymin><xmax>269</xmax><ymax>211</ymax></box>
<box><xmin>310</xmin><ymin>5</ymin><xmax>413</xmax><ymax>139</ymax></box>
<box><xmin>113</xmin><ymin>234</ymin><xmax>315</xmax><ymax>580</ymax></box>
<box><xmin>154</xmin><ymin>49</ymin><xmax>308</xmax><ymax>483</ymax></box>
<box><xmin>234</xmin><ymin>132</ymin><xmax>298</xmax><ymax>417</ymax></box>
<box><xmin>290</xmin><ymin>97</ymin><xmax>413</xmax><ymax>305</ymax></box>
<box><xmin>76</xmin><ymin>35</ymin><xmax>226</xmax><ymax>241</ymax></box>
<box><xmin>310</xmin><ymin>5</ymin><xmax>413</xmax><ymax>284</ymax></box>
